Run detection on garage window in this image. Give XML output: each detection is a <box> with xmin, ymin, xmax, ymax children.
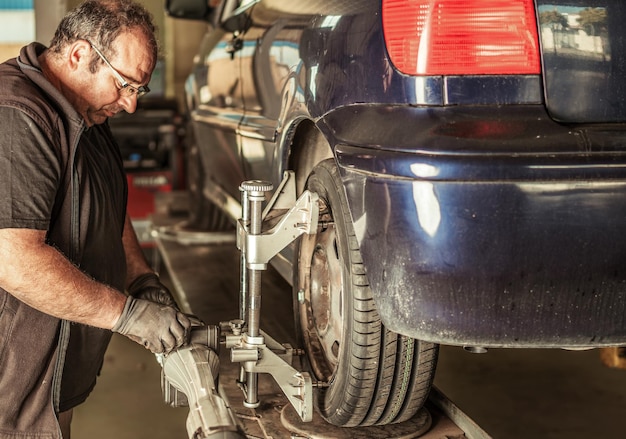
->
<box><xmin>0</xmin><ymin>0</ymin><xmax>35</xmax><ymax>43</ymax></box>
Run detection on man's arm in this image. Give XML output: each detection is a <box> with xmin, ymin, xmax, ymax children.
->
<box><xmin>0</xmin><ymin>228</ymin><xmax>126</xmax><ymax>329</ymax></box>
<box><xmin>0</xmin><ymin>226</ymin><xmax>192</xmax><ymax>353</ymax></box>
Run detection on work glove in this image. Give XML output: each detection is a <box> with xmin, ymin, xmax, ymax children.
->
<box><xmin>112</xmin><ymin>296</ymin><xmax>192</xmax><ymax>354</ymax></box>
<box><xmin>128</xmin><ymin>273</ymin><xmax>178</xmax><ymax>309</ymax></box>
<box><xmin>128</xmin><ymin>273</ymin><xmax>205</xmax><ymax>326</ymax></box>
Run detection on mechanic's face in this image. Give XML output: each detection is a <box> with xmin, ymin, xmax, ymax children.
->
<box><xmin>75</xmin><ymin>30</ymin><xmax>154</xmax><ymax>126</ymax></box>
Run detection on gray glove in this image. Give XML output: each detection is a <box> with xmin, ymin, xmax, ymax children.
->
<box><xmin>112</xmin><ymin>296</ymin><xmax>192</xmax><ymax>354</ymax></box>
<box><xmin>128</xmin><ymin>273</ymin><xmax>178</xmax><ymax>309</ymax></box>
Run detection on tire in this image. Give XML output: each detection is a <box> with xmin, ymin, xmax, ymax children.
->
<box><xmin>185</xmin><ymin>125</ymin><xmax>233</xmax><ymax>231</ymax></box>
<box><xmin>294</xmin><ymin>159</ymin><xmax>439</xmax><ymax>427</ymax></box>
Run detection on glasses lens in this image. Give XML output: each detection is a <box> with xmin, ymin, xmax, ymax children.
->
<box><xmin>119</xmin><ymin>84</ymin><xmax>150</xmax><ymax>99</ymax></box>
<box><xmin>136</xmin><ymin>86</ymin><xmax>150</xmax><ymax>98</ymax></box>
<box><xmin>120</xmin><ymin>84</ymin><xmax>149</xmax><ymax>98</ymax></box>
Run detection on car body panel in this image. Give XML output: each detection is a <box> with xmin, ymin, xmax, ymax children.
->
<box><xmin>322</xmin><ymin>103</ymin><xmax>626</xmax><ymax>347</ymax></box>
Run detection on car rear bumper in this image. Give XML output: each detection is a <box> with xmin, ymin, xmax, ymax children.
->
<box><xmin>325</xmin><ymin>105</ymin><xmax>626</xmax><ymax>348</ymax></box>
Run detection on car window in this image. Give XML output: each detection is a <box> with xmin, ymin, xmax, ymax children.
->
<box><xmin>538</xmin><ymin>1</ymin><xmax>626</xmax><ymax>122</ymax></box>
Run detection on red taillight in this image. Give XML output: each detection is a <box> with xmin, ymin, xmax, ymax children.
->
<box><xmin>382</xmin><ymin>0</ymin><xmax>541</xmax><ymax>76</ymax></box>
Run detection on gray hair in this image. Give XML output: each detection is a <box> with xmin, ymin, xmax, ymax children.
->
<box><xmin>48</xmin><ymin>0</ymin><xmax>158</xmax><ymax>73</ymax></box>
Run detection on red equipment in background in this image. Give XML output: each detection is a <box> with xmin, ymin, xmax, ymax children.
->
<box><xmin>109</xmin><ymin>99</ymin><xmax>185</xmax><ymax>246</ymax></box>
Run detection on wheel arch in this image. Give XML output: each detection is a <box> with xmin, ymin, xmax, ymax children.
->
<box><xmin>284</xmin><ymin>119</ymin><xmax>334</xmax><ymax>195</ymax></box>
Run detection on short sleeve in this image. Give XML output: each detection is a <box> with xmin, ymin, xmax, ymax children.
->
<box><xmin>0</xmin><ymin>106</ymin><xmax>62</xmax><ymax>230</ymax></box>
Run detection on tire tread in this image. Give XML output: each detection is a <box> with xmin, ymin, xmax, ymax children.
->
<box><xmin>305</xmin><ymin>160</ymin><xmax>439</xmax><ymax>427</ymax></box>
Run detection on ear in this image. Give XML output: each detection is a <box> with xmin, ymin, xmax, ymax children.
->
<box><xmin>66</xmin><ymin>40</ymin><xmax>92</xmax><ymax>72</ymax></box>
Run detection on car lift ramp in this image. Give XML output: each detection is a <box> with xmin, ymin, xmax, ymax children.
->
<box><xmin>150</xmin><ymin>193</ymin><xmax>491</xmax><ymax>439</ymax></box>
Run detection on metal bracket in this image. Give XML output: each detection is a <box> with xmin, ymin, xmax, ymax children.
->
<box><xmin>237</xmin><ymin>172</ymin><xmax>319</xmax><ymax>270</ymax></box>
<box><xmin>233</xmin><ymin>172</ymin><xmax>319</xmax><ymax>422</ymax></box>
<box><xmin>225</xmin><ymin>326</ymin><xmax>313</xmax><ymax>422</ymax></box>
<box><xmin>243</xmin><ymin>346</ymin><xmax>313</xmax><ymax>422</ymax></box>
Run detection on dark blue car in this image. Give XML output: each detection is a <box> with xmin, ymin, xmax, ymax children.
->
<box><xmin>167</xmin><ymin>0</ymin><xmax>626</xmax><ymax>428</ymax></box>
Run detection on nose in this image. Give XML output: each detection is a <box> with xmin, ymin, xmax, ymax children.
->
<box><xmin>118</xmin><ymin>94</ymin><xmax>138</xmax><ymax>113</ymax></box>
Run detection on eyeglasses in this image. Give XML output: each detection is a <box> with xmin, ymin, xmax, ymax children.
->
<box><xmin>87</xmin><ymin>40</ymin><xmax>150</xmax><ymax>98</ymax></box>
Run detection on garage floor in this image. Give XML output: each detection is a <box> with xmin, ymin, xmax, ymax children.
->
<box><xmin>71</xmin><ymin>243</ymin><xmax>626</xmax><ymax>439</ymax></box>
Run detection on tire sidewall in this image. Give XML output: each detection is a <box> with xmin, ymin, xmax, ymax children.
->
<box><xmin>295</xmin><ymin>160</ymin><xmax>361</xmax><ymax>423</ymax></box>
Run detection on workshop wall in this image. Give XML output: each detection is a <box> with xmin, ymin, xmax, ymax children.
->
<box><xmin>0</xmin><ymin>0</ymin><xmax>35</xmax><ymax>61</ymax></box>
<box><xmin>0</xmin><ymin>0</ymin><xmax>206</xmax><ymax>110</ymax></box>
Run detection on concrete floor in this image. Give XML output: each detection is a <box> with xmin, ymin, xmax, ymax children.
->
<box><xmin>71</xmin><ymin>245</ymin><xmax>626</xmax><ymax>439</ymax></box>
<box><xmin>435</xmin><ymin>347</ymin><xmax>626</xmax><ymax>438</ymax></box>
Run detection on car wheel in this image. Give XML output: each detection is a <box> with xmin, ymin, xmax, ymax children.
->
<box><xmin>294</xmin><ymin>159</ymin><xmax>439</xmax><ymax>427</ymax></box>
<box><xmin>185</xmin><ymin>125</ymin><xmax>232</xmax><ymax>231</ymax></box>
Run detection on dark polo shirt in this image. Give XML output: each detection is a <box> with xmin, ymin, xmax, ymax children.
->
<box><xmin>0</xmin><ymin>43</ymin><xmax>127</xmax><ymax>438</ymax></box>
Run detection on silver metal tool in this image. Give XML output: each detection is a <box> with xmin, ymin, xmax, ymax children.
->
<box><xmin>159</xmin><ymin>326</ymin><xmax>245</xmax><ymax>439</ymax></box>
<box><xmin>159</xmin><ymin>171</ymin><xmax>320</xmax><ymax>436</ymax></box>
<box><xmin>232</xmin><ymin>172</ymin><xmax>319</xmax><ymax>421</ymax></box>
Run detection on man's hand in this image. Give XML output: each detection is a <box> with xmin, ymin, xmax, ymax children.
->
<box><xmin>112</xmin><ymin>297</ymin><xmax>191</xmax><ymax>354</ymax></box>
<box><xmin>128</xmin><ymin>273</ymin><xmax>178</xmax><ymax>309</ymax></box>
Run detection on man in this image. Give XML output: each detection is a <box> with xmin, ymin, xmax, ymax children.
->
<box><xmin>0</xmin><ymin>1</ymin><xmax>192</xmax><ymax>438</ymax></box>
